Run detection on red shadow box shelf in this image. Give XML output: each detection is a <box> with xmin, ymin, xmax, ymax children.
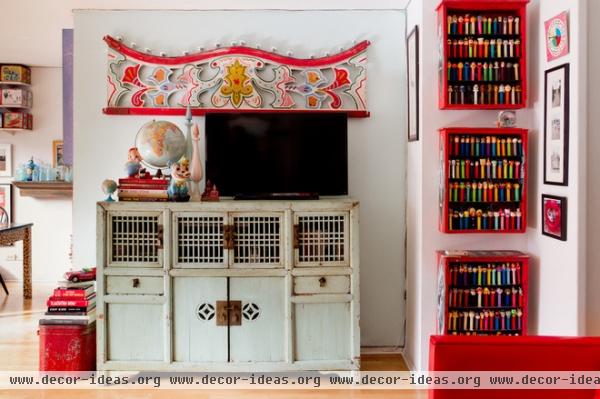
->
<box><xmin>436</xmin><ymin>0</ymin><xmax>529</xmax><ymax>109</ymax></box>
<box><xmin>436</xmin><ymin>250</ymin><xmax>529</xmax><ymax>336</ymax></box>
<box><xmin>439</xmin><ymin>127</ymin><xmax>528</xmax><ymax>234</ymax></box>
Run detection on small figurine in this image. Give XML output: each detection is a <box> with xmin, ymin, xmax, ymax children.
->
<box><xmin>167</xmin><ymin>157</ymin><xmax>191</xmax><ymax>202</ymax></box>
<box><xmin>25</xmin><ymin>157</ymin><xmax>36</xmax><ymax>182</ymax></box>
<box><xmin>201</xmin><ymin>180</ymin><xmax>220</xmax><ymax>202</ymax></box>
<box><xmin>101</xmin><ymin>179</ymin><xmax>117</xmax><ymax>202</ymax></box>
<box><xmin>125</xmin><ymin>147</ymin><xmax>142</xmax><ymax>178</ymax></box>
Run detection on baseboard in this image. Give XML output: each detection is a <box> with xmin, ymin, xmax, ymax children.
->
<box><xmin>361</xmin><ymin>346</ymin><xmax>404</xmax><ymax>354</ymax></box>
<box><xmin>400</xmin><ymin>348</ymin><xmax>416</xmax><ymax>371</ymax></box>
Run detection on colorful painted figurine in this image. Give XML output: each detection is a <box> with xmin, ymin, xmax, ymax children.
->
<box><xmin>167</xmin><ymin>157</ymin><xmax>191</xmax><ymax>202</ymax></box>
<box><xmin>125</xmin><ymin>147</ymin><xmax>142</xmax><ymax>177</ymax></box>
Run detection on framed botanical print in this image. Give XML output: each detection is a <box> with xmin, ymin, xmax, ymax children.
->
<box><xmin>407</xmin><ymin>25</ymin><xmax>419</xmax><ymax>142</ymax></box>
<box><xmin>542</xmin><ymin>194</ymin><xmax>567</xmax><ymax>241</ymax></box>
<box><xmin>0</xmin><ymin>184</ymin><xmax>12</xmax><ymax>224</ymax></box>
<box><xmin>0</xmin><ymin>144</ymin><xmax>12</xmax><ymax>177</ymax></box>
<box><xmin>53</xmin><ymin>140</ymin><xmax>65</xmax><ymax>168</ymax></box>
<box><xmin>543</xmin><ymin>63</ymin><xmax>569</xmax><ymax>185</ymax></box>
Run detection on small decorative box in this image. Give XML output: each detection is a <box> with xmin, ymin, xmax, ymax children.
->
<box><xmin>0</xmin><ymin>88</ymin><xmax>32</xmax><ymax>107</ymax></box>
<box><xmin>3</xmin><ymin>111</ymin><xmax>32</xmax><ymax>129</ymax></box>
<box><xmin>0</xmin><ymin>65</ymin><xmax>31</xmax><ymax>84</ymax></box>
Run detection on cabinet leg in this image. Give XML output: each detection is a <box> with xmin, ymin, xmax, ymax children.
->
<box><xmin>23</xmin><ymin>227</ymin><xmax>32</xmax><ymax>299</ymax></box>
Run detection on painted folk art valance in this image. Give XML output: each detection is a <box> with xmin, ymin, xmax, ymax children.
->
<box><xmin>103</xmin><ymin>35</ymin><xmax>371</xmax><ymax>117</ymax></box>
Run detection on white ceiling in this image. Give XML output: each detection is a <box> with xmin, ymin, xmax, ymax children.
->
<box><xmin>0</xmin><ymin>0</ymin><xmax>410</xmax><ymax>67</ymax></box>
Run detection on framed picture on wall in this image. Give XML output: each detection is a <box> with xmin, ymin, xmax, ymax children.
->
<box><xmin>544</xmin><ymin>11</ymin><xmax>569</xmax><ymax>61</ymax></box>
<box><xmin>407</xmin><ymin>25</ymin><xmax>419</xmax><ymax>142</ymax></box>
<box><xmin>543</xmin><ymin>63</ymin><xmax>569</xmax><ymax>186</ymax></box>
<box><xmin>53</xmin><ymin>140</ymin><xmax>65</xmax><ymax>168</ymax></box>
<box><xmin>0</xmin><ymin>184</ymin><xmax>12</xmax><ymax>224</ymax></box>
<box><xmin>542</xmin><ymin>194</ymin><xmax>567</xmax><ymax>241</ymax></box>
<box><xmin>0</xmin><ymin>144</ymin><xmax>12</xmax><ymax>177</ymax></box>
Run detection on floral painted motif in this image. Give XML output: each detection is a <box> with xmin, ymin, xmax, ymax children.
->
<box><xmin>104</xmin><ymin>35</ymin><xmax>370</xmax><ymax>114</ymax></box>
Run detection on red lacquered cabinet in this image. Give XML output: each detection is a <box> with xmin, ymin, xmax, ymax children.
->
<box><xmin>39</xmin><ymin>323</ymin><xmax>96</xmax><ymax>371</ymax></box>
<box><xmin>439</xmin><ymin>127</ymin><xmax>527</xmax><ymax>234</ymax></box>
<box><xmin>436</xmin><ymin>0</ymin><xmax>529</xmax><ymax>109</ymax></box>
<box><xmin>436</xmin><ymin>250</ymin><xmax>529</xmax><ymax>336</ymax></box>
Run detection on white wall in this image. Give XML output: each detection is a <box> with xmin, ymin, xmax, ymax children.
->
<box><xmin>0</xmin><ymin>0</ymin><xmax>409</xmax><ymax>68</ymax></box>
<box><xmin>526</xmin><ymin>0</ymin><xmax>587</xmax><ymax>336</ymax></box>
<box><xmin>404</xmin><ymin>0</ymin><xmax>589</xmax><ymax>370</ymax></box>
<box><xmin>586</xmin><ymin>0</ymin><xmax>600</xmax><ymax>335</ymax></box>
<box><xmin>73</xmin><ymin>9</ymin><xmax>408</xmax><ymax>346</ymax></box>
<box><xmin>0</xmin><ymin>67</ymin><xmax>73</xmax><ymax>282</ymax></box>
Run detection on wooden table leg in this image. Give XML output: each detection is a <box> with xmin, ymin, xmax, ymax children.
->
<box><xmin>23</xmin><ymin>227</ymin><xmax>32</xmax><ymax>299</ymax></box>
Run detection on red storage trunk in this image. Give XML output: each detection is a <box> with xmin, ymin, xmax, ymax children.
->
<box><xmin>39</xmin><ymin>323</ymin><xmax>96</xmax><ymax>371</ymax></box>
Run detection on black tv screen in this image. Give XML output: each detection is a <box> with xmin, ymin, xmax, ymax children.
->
<box><xmin>205</xmin><ymin>113</ymin><xmax>348</xmax><ymax>197</ymax></box>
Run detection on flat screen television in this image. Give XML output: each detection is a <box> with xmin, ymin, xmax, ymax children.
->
<box><xmin>205</xmin><ymin>113</ymin><xmax>348</xmax><ymax>197</ymax></box>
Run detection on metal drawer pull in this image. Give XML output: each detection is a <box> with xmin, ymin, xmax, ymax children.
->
<box><xmin>319</xmin><ymin>277</ymin><xmax>327</xmax><ymax>287</ymax></box>
<box><xmin>132</xmin><ymin>278</ymin><xmax>140</xmax><ymax>288</ymax></box>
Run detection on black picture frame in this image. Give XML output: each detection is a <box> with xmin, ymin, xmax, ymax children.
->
<box><xmin>407</xmin><ymin>25</ymin><xmax>419</xmax><ymax>142</ymax></box>
<box><xmin>543</xmin><ymin>63</ymin><xmax>570</xmax><ymax>186</ymax></box>
<box><xmin>541</xmin><ymin>194</ymin><xmax>567</xmax><ymax>241</ymax></box>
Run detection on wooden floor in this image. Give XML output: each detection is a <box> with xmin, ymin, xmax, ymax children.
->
<box><xmin>0</xmin><ymin>282</ymin><xmax>425</xmax><ymax>398</ymax></box>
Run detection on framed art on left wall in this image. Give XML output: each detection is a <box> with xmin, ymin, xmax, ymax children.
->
<box><xmin>407</xmin><ymin>25</ymin><xmax>419</xmax><ymax>142</ymax></box>
<box><xmin>0</xmin><ymin>144</ymin><xmax>12</xmax><ymax>177</ymax></box>
<box><xmin>0</xmin><ymin>184</ymin><xmax>12</xmax><ymax>223</ymax></box>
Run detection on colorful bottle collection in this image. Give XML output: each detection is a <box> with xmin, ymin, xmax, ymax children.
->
<box><xmin>444</xmin><ymin>13</ymin><xmax>523</xmax><ymax>106</ymax></box>
<box><xmin>446</xmin><ymin>261</ymin><xmax>525</xmax><ymax>336</ymax></box>
<box><xmin>447</xmin><ymin>14</ymin><xmax>520</xmax><ymax>36</ymax></box>
<box><xmin>445</xmin><ymin>133</ymin><xmax>525</xmax><ymax>232</ymax></box>
<box><xmin>451</xmin><ymin>135</ymin><xmax>523</xmax><ymax>157</ymax></box>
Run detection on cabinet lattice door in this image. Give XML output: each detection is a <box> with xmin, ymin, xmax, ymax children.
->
<box><xmin>173</xmin><ymin>212</ymin><xmax>228</xmax><ymax>268</ymax></box>
<box><xmin>107</xmin><ymin>211</ymin><xmax>164</xmax><ymax>267</ymax></box>
<box><xmin>294</xmin><ymin>211</ymin><xmax>349</xmax><ymax>267</ymax></box>
<box><xmin>231</xmin><ymin>213</ymin><xmax>284</xmax><ymax>268</ymax></box>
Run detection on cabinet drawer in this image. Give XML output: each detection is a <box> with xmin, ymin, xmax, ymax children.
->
<box><xmin>293</xmin><ymin>275</ymin><xmax>350</xmax><ymax>295</ymax></box>
<box><xmin>106</xmin><ymin>276</ymin><xmax>164</xmax><ymax>295</ymax></box>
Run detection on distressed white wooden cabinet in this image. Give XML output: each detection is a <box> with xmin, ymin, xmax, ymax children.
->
<box><xmin>96</xmin><ymin>199</ymin><xmax>360</xmax><ymax>371</ymax></box>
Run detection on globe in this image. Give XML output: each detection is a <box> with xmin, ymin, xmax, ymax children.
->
<box><xmin>135</xmin><ymin>120</ymin><xmax>187</xmax><ymax>169</ymax></box>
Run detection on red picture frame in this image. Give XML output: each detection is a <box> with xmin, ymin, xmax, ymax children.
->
<box><xmin>542</xmin><ymin>194</ymin><xmax>567</xmax><ymax>241</ymax></box>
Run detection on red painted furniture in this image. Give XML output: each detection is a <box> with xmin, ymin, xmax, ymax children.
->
<box><xmin>436</xmin><ymin>0</ymin><xmax>529</xmax><ymax>109</ymax></box>
<box><xmin>439</xmin><ymin>127</ymin><xmax>528</xmax><ymax>233</ymax></box>
<box><xmin>39</xmin><ymin>323</ymin><xmax>96</xmax><ymax>371</ymax></box>
<box><xmin>429</xmin><ymin>335</ymin><xmax>600</xmax><ymax>399</ymax></box>
<box><xmin>437</xmin><ymin>250</ymin><xmax>528</xmax><ymax>336</ymax></box>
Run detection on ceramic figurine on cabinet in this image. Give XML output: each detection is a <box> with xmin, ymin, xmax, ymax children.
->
<box><xmin>168</xmin><ymin>157</ymin><xmax>191</xmax><ymax>202</ymax></box>
<box><xmin>190</xmin><ymin>123</ymin><xmax>203</xmax><ymax>201</ymax></box>
<box><xmin>125</xmin><ymin>147</ymin><xmax>142</xmax><ymax>178</ymax></box>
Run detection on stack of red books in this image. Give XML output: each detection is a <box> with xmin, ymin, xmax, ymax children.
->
<box><xmin>40</xmin><ymin>281</ymin><xmax>96</xmax><ymax>326</ymax></box>
<box><xmin>118</xmin><ymin>177</ymin><xmax>169</xmax><ymax>202</ymax></box>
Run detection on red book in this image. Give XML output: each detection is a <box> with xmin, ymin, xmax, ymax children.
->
<box><xmin>118</xmin><ymin>184</ymin><xmax>168</xmax><ymax>190</ymax></box>
<box><xmin>52</xmin><ymin>286</ymin><xmax>94</xmax><ymax>299</ymax></box>
<box><xmin>118</xmin><ymin>178</ymin><xmax>168</xmax><ymax>185</ymax></box>
<box><xmin>47</xmin><ymin>294</ymin><xmax>96</xmax><ymax>308</ymax></box>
